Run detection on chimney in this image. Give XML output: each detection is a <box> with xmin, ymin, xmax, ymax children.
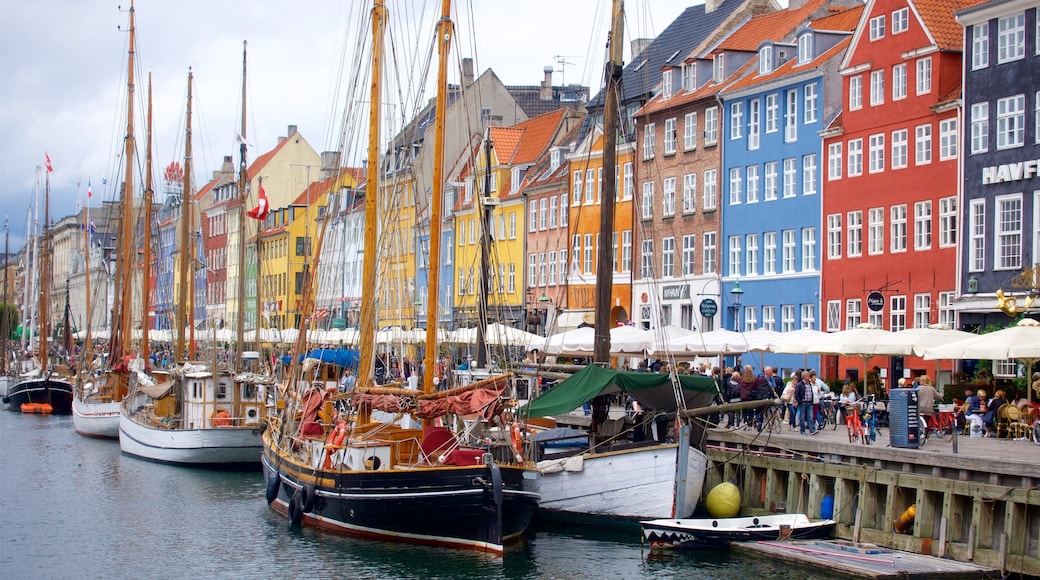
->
<box><xmin>705</xmin><ymin>0</ymin><xmax>723</xmax><ymax>13</ymax></box>
<box><xmin>630</xmin><ymin>39</ymin><xmax>652</xmax><ymax>60</ymax></box>
<box><xmin>287</xmin><ymin>124</ymin><xmax>298</xmax><ymax>137</ymax></box>
<box><xmin>320</xmin><ymin>151</ymin><xmax>341</xmax><ymax>179</ymax></box>
<box><xmin>540</xmin><ymin>66</ymin><xmax>554</xmax><ymax>101</ymax></box>
<box><xmin>462</xmin><ymin>58</ymin><xmax>475</xmax><ymax>87</ymax></box>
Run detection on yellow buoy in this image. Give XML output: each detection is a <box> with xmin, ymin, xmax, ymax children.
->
<box><xmin>706</xmin><ymin>482</ymin><xmax>741</xmax><ymax>518</ymax></box>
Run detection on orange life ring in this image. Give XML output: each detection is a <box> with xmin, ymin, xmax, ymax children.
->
<box><xmin>510</xmin><ymin>422</ymin><xmax>524</xmax><ymax>462</ymax></box>
<box><xmin>211</xmin><ymin>408</ymin><xmax>232</xmax><ymax>427</ymax></box>
<box><xmin>323</xmin><ymin>419</ymin><xmax>349</xmax><ymax>469</ymax></box>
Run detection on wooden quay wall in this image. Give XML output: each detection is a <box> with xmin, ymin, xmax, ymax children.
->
<box><xmin>702</xmin><ymin>427</ymin><xmax>1040</xmax><ymax>577</ymax></box>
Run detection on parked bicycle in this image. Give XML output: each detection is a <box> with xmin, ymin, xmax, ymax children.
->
<box><xmin>861</xmin><ymin>394</ymin><xmax>882</xmax><ymax>444</ymax></box>
<box><xmin>844</xmin><ymin>400</ymin><xmax>865</xmax><ymax>444</ymax></box>
<box><xmin>759</xmin><ymin>401</ymin><xmax>785</xmax><ymax>434</ymax></box>
<box><xmin>819</xmin><ymin>397</ymin><xmax>838</xmax><ymax>430</ymax></box>
<box><xmin>919</xmin><ymin>408</ymin><xmax>955</xmax><ymax>446</ymax></box>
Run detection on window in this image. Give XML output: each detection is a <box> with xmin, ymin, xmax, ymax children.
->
<box><xmin>729</xmin><ymin>168</ymin><xmax>743</xmax><ymax>205</ymax></box>
<box><xmin>703</xmin><ymin>232</ymin><xmax>717</xmax><ymax>275</ymax></box>
<box><xmin>803</xmin><ymin>154</ymin><xmax>817</xmax><ymax>195</ymax></box>
<box><xmin>730</xmin><ymin>102</ymin><xmax>744</xmax><ymax>140</ymax></box>
<box><xmin>766</xmin><ymin>93</ymin><xmax>779</xmax><ymax>133</ymax></box>
<box><xmin>623</xmin><ymin>162</ymin><xmax>633</xmax><ymax>200</ymax></box>
<box><xmin>745</xmin><ymin>308</ymin><xmax>758</xmax><ymax>331</ymax></box>
<box><xmin>682</xmin><ymin>234</ymin><xmax>696</xmax><ymax>276</ymax></box>
<box><xmin>764</xmin><ymin>161</ymin><xmax>778</xmax><ymax>201</ymax></box>
<box><xmin>914</xmin><ymin>201</ymin><xmax>932</xmax><ymax>250</ymax></box>
<box><xmin>785</xmin><ymin>89</ymin><xmax>798</xmax><ymax>142</ymax></box>
<box><xmin>557</xmin><ymin>196</ymin><xmax>566</xmax><ymax>228</ymax></box>
<box><xmin>586</xmin><ymin>168</ymin><xmax>596</xmax><ymax>204</ymax></box>
<box><xmin>640</xmin><ymin>239</ymin><xmax>654</xmax><ymax>278</ymax></box>
<box><xmin>827</xmin><ymin>300</ymin><xmax>841</xmax><ymax>331</ymax></box>
<box><xmin>728</xmin><ymin>236</ymin><xmax>742</xmax><ymax>276</ymax></box>
<box><xmin>527</xmin><ymin>254</ymin><xmax>537</xmax><ymax>288</ymax></box>
<box><xmin>572</xmin><ymin>235</ymin><xmax>581</xmax><ymax>272</ymax></box>
<box><xmin>529</xmin><ymin>203</ymin><xmax>538</xmax><ymax>233</ymax></box>
<box><xmin>915</xmin><ymin>124</ymin><xmax>932</xmax><ymax>165</ymax></box>
<box><xmin>684</xmin><ymin>112</ymin><xmax>698</xmax><ymax>150</ymax></box>
<box><xmin>969</xmin><ymin>199</ymin><xmax>985</xmax><ymax>272</ymax></box>
<box><xmin>972</xmin><ymin>23</ymin><xmax>990</xmax><ymax>69</ymax></box>
<box><xmin>662</xmin><ymin>177</ymin><xmax>676</xmax><ymax>217</ymax></box>
<box><xmin>801</xmin><ymin>304</ymin><xmax>816</xmax><ymax>330</ymax></box>
<box><xmin>870</xmin><ymin>70</ymin><xmax>884</xmax><ymax>106</ymax></box>
<box><xmin>783</xmin><ymin>158</ymin><xmax>796</xmax><ymax>198</ymax></box>
<box><xmin>939</xmin><ymin>196</ymin><xmax>957</xmax><ymax>248</ymax></box>
<box><xmin>827</xmin><ymin>213</ymin><xmax>843</xmax><ymax>259</ymax></box>
<box><xmin>804</xmin><ymin>83</ymin><xmax>818</xmax><ymax>123</ymax></box>
<box><xmin>890</xmin><ymin>295</ymin><xmax>906</xmax><ymax>332</ymax></box>
<box><xmin>703</xmin><ymin>169</ymin><xmax>717</xmax><ymax>210</ymax></box>
<box><xmin>549</xmin><ymin>196</ymin><xmax>557</xmax><ymax>228</ymax></box>
<box><xmin>759</xmin><ymin>45</ymin><xmax>773</xmax><ymax>74</ymax></box>
<box><xmin>662</xmin><ymin>68</ymin><xmax>673</xmax><ymax>98</ymax></box>
<box><xmin>892</xmin><ymin>63</ymin><xmax>906</xmax><ymax>100</ymax></box>
<box><xmin>621</xmin><ymin>231</ymin><xmax>632</xmax><ymax>272</ymax></box>
<box><xmin>848</xmin><ymin>210</ymin><xmax>863</xmax><ymax>256</ymax></box>
<box><xmin>869</xmin><ymin>15</ymin><xmax>885</xmax><ymax>40</ymax></box>
<box><xmin>868</xmin><ymin>207</ymin><xmax>884</xmax><ymax>255</ymax></box>
<box><xmin>938</xmin><ymin>291</ymin><xmax>955</xmax><ymax>327</ymax></box>
<box><xmin>996</xmin><ymin>94</ymin><xmax>1025</xmax><ymax>149</ymax></box>
<box><xmin>538</xmin><ymin>253</ymin><xmax>547</xmax><ymax>286</ymax></box>
<box><xmin>749</xmin><ymin>99</ymin><xmax>761</xmax><ymax>149</ymax></box>
<box><xmin>714</xmin><ymin>53</ymin><xmax>725</xmax><ymax>82</ymax></box>
<box><xmin>914</xmin><ymin>293</ymin><xmax>931</xmax><ymax>328</ymax></box>
<box><xmin>746</xmin><ymin>234</ymin><xmax>759</xmax><ymax>276</ymax></box>
<box><xmin>890</xmin><ymin>204</ymin><xmax>907</xmax><ymax>253</ymax></box>
<box><xmin>849</xmin><ymin>75</ymin><xmax>863</xmax><ymax>110</ymax></box>
<box><xmin>548</xmin><ymin>250</ymin><xmax>557</xmax><ymax>285</ymax></box>
<box><xmin>662</xmin><ymin>237</ymin><xmax>675</xmax><ymax>277</ymax></box>
<box><xmin>572</xmin><ymin>170</ymin><xmax>582</xmax><ymax>204</ymax></box>
<box><xmin>762</xmin><ymin>305</ymin><xmax>776</xmax><ymax>331</ymax></box>
<box><xmin>798</xmin><ymin>32</ymin><xmax>813</xmax><ymax>64</ymax></box>
<box><xmin>997</xmin><ymin>13</ymin><xmax>1025</xmax><ymax>63</ymax></box>
<box><xmin>846</xmin><ymin>299</ymin><xmax>862</xmax><ymax>328</ymax></box>
<box><xmin>764</xmin><ymin>232</ymin><xmax>777</xmax><ymax>274</ymax></box>
<box><xmin>643</xmin><ymin>123</ymin><xmax>656</xmax><ymax>159</ymax></box>
<box><xmin>869</xmin><ymin>133</ymin><xmax>885</xmax><ymax>173</ymax></box>
<box><xmin>682</xmin><ymin>62</ymin><xmax>696</xmax><ymax>91</ymax></box>
<box><xmin>704</xmin><ymin>106</ymin><xmax>719</xmax><ymax>144</ymax></box>
<box><xmin>538</xmin><ymin>198</ymin><xmax>548</xmax><ymax>230</ymax></box>
<box><xmin>782</xmin><ymin>229</ymin><xmax>797</xmax><ymax>273</ymax></box>
<box><xmin>970</xmin><ymin>102</ymin><xmax>989</xmax><ymax>154</ymax></box>
<box><xmin>848</xmin><ymin>138</ymin><xmax>863</xmax><ymax>176</ymax></box>
<box><xmin>782</xmin><ymin>305</ymin><xmax>796</xmax><ymax>332</ymax></box>
<box><xmin>828</xmin><ymin>142</ymin><xmax>842</xmax><ymax>180</ymax></box>
<box><xmin>585</xmin><ymin>233</ymin><xmax>594</xmax><ymax>274</ymax></box>
<box><xmin>892</xmin><ymin>129</ymin><xmax>908</xmax><ymax>168</ymax></box>
<box><xmin>641</xmin><ymin>181</ymin><xmax>654</xmax><ymax>219</ymax></box>
<box><xmin>995</xmin><ymin>194</ymin><xmax>1023</xmax><ymax>270</ymax></box>
<box><xmin>916</xmin><ymin>57</ymin><xmax>932</xmax><ymax>95</ymax></box>
<box><xmin>939</xmin><ymin>118</ymin><xmax>958</xmax><ymax>160</ymax></box>
<box><xmin>802</xmin><ymin>227</ymin><xmax>817</xmax><ymax>271</ymax></box>
<box><xmin>682</xmin><ymin>173</ymin><xmax>697</xmax><ymax>213</ymax></box>
<box><xmin>664</xmin><ymin>117</ymin><xmax>677</xmax><ymax>155</ymax></box>
<box><xmin>746</xmin><ymin>166</ymin><xmax>759</xmax><ymax>203</ymax></box>
<box><xmin>892</xmin><ymin>7</ymin><xmax>908</xmax><ymax>33</ymax></box>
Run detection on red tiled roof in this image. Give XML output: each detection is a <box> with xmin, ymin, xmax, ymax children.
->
<box><xmin>718</xmin><ymin>0</ymin><xmax>830</xmax><ymax>51</ymax></box>
<box><xmin>914</xmin><ymin>0</ymin><xmax>980</xmax><ymax>50</ymax></box>
<box><xmin>725</xmin><ymin>37</ymin><xmax>853</xmax><ymax>92</ymax></box>
<box><xmin>510</xmin><ymin>109</ymin><xmax>567</xmax><ymax>165</ymax></box>
<box><xmin>811</xmin><ymin>5</ymin><xmax>865</xmax><ymax>31</ymax></box>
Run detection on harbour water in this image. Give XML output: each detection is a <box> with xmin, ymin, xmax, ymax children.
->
<box><xmin>1</xmin><ymin>411</ymin><xmax>833</xmax><ymax>579</ymax></box>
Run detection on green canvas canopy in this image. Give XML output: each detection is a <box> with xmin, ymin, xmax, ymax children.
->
<box><xmin>519</xmin><ymin>365</ymin><xmax>720</xmax><ymax>419</ymax></box>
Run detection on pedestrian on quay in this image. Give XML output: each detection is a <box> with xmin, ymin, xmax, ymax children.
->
<box><xmin>839</xmin><ymin>380</ymin><xmax>859</xmax><ymax>425</ymax></box>
<box><xmin>915</xmin><ymin>375</ymin><xmax>939</xmax><ymax>431</ymax></box>
<box><xmin>795</xmin><ymin>370</ymin><xmax>817</xmax><ymax>436</ymax></box>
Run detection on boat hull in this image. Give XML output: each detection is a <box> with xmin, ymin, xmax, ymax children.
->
<box><xmin>641</xmin><ymin>514</ymin><xmax>837</xmax><ymax>549</ymax></box>
<box><xmin>261</xmin><ymin>442</ymin><xmax>540</xmax><ymax>555</ymax></box>
<box><xmin>72</xmin><ymin>396</ymin><xmax>121</xmax><ymax>439</ymax></box>
<box><xmin>3</xmin><ymin>378</ymin><xmax>74</xmax><ymax>414</ymax></box>
<box><xmin>119</xmin><ymin>412</ymin><xmax>261</xmax><ymax>468</ymax></box>
<box><xmin>536</xmin><ymin>443</ymin><xmax>706</xmax><ymax>523</ymax></box>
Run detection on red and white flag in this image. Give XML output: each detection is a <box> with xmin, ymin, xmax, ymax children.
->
<box><xmin>87</xmin><ymin>179</ymin><xmax>93</xmax><ymax>198</ymax></box>
<box><xmin>247</xmin><ymin>183</ymin><xmax>270</xmax><ymax>220</ymax></box>
<box><xmin>45</xmin><ymin>152</ymin><xmax>54</xmax><ymax>173</ymax></box>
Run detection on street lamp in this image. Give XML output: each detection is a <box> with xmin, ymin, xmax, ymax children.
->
<box><xmin>729</xmin><ymin>280</ymin><xmax>743</xmax><ymax>332</ymax></box>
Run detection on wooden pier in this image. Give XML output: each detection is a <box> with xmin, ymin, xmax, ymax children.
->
<box><xmin>703</xmin><ymin>425</ymin><xmax>1040</xmax><ymax>577</ymax></box>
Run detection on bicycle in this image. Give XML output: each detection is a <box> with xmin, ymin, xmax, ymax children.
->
<box><xmin>919</xmin><ymin>408</ymin><xmax>954</xmax><ymax>445</ymax></box>
<box><xmin>861</xmin><ymin>394</ymin><xmax>882</xmax><ymax>444</ymax></box>
<box><xmin>758</xmin><ymin>402</ymin><xmax>784</xmax><ymax>434</ymax></box>
<box><xmin>819</xmin><ymin>397</ymin><xmax>838</xmax><ymax>430</ymax></box>
<box><xmin>844</xmin><ymin>401</ymin><xmax>865</xmax><ymax>444</ymax></box>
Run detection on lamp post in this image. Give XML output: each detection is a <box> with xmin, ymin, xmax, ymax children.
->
<box><xmin>729</xmin><ymin>280</ymin><xmax>743</xmax><ymax>332</ymax></box>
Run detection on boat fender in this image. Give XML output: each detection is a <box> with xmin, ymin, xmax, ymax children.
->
<box><xmin>301</xmin><ymin>483</ymin><xmax>317</xmax><ymax>513</ymax></box>
<box><xmin>288</xmin><ymin>490</ymin><xmax>304</xmax><ymax>527</ymax></box>
<box><xmin>893</xmin><ymin>504</ymin><xmax>916</xmax><ymax>534</ymax></box>
<box><xmin>753</xmin><ymin>518</ymin><xmax>759</xmax><ymax>525</ymax></box>
<box><xmin>265</xmin><ymin>470</ymin><xmax>281</xmax><ymax>505</ymax></box>
<box><xmin>712</xmin><ymin>520</ymin><xmax>718</xmax><ymax>527</ymax></box>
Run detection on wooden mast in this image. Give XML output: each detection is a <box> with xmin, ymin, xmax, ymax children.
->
<box><xmin>1</xmin><ymin>215</ymin><xmax>7</xmax><ymax>375</ymax></box>
<box><xmin>40</xmin><ymin>172</ymin><xmax>51</xmax><ymax>373</ymax></box>
<box><xmin>141</xmin><ymin>72</ymin><xmax>154</xmax><ymax>362</ymax></box>
<box><xmin>358</xmin><ymin>0</ymin><xmax>387</xmax><ymax>387</ymax></box>
<box><xmin>594</xmin><ymin>0</ymin><xmax>624</xmax><ymax>364</ymax></box>
<box><xmin>235</xmin><ymin>40</ymin><xmax>248</xmax><ymax>371</ymax></box>
<box><xmin>175</xmin><ymin>70</ymin><xmax>194</xmax><ymax>361</ymax></box>
<box><xmin>422</xmin><ymin>0</ymin><xmax>452</xmax><ymax>393</ymax></box>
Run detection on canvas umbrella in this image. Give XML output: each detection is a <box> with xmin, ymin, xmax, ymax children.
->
<box><xmin>647</xmin><ymin>324</ymin><xmax>696</xmax><ymax>356</ymax></box>
<box><xmin>923</xmin><ymin>319</ymin><xmax>1040</xmax><ymax>384</ymax></box>
<box><xmin>888</xmin><ymin>324</ymin><xmax>976</xmax><ymax>386</ymax></box>
<box><xmin>779</xmin><ymin>324</ymin><xmax>909</xmax><ymax>389</ymax></box>
<box><xmin>770</xmin><ymin>328</ymin><xmax>830</xmax><ymax>355</ymax></box>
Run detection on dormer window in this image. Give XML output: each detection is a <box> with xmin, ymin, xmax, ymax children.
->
<box><xmin>662</xmin><ymin>68</ymin><xmax>673</xmax><ymax>99</ymax></box>
<box><xmin>759</xmin><ymin>45</ymin><xmax>774</xmax><ymax>75</ymax></box>
<box><xmin>798</xmin><ymin>33</ymin><xmax>813</xmax><ymax>64</ymax></box>
<box><xmin>713</xmin><ymin>53</ymin><xmax>725</xmax><ymax>82</ymax></box>
<box><xmin>681</xmin><ymin>63</ymin><xmax>695</xmax><ymax>91</ymax></box>
<box><xmin>550</xmin><ymin>149</ymin><xmax>561</xmax><ymax>171</ymax></box>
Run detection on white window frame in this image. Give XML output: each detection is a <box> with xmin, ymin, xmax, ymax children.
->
<box><xmin>641</xmin><ymin>181</ymin><xmax>654</xmax><ymax>220</ymax></box>
<box><xmin>848</xmin><ymin>138</ymin><xmax>863</xmax><ymax>176</ymax></box>
<box><xmin>868</xmin><ymin>207</ymin><xmax>884</xmax><ymax>255</ymax></box>
<box><xmin>728</xmin><ymin>235</ymin><xmax>742</xmax><ymax>276</ymax></box>
<box><xmin>970</xmin><ymin>102</ymin><xmax>989</xmax><ymax>154</ymax></box>
<box><xmin>764</xmin><ymin>161</ymin><xmax>778</xmax><ymax>201</ymax></box>
<box><xmin>729</xmin><ymin>167</ymin><xmax>743</xmax><ymax>205</ymax></box>
<box><xmin>704</xmin><ymin>106</ymin><xmax>719</xmax><ymax>145</ymax></box>
<box><xmin>703</xmin><ymin>169</ymin><xmax>717</xmax><ymax>210</ymax></box>
<box><xmin>827</xmin><ymin>300</ymin><xmax>841</xmax><ymax>331</ymax></box>
<box><xmin>785</xmin><ymin>88</ymin><xmax>798</xmax><ymax>142</ymax></box>
<box><xmin>730</xmin><ymin>102</ymin><xmax>744</xmax><ymax>140</ymax></box>
<box><xmin>849</xmin><ymin>75</ymin><xmax>863</xmax><ymax>110</ymax></box>
<box><xmin>914</xmin><ymin>293</ymin><xmax>931</xmax><ymax>328</ymax></box>
<box><xmin>915</xmin><ymin>124</ymin><xmax>932</xmax><ymax>165</ymax></box>
<box><xmin>803</xmin><ymin>154</ymin><xmax>817</xmax><ymax>195</ymax></box>
<box><xmin>623</xmin><ymin>162</ymin><xmax>633</xmax><ymax>200</ymax></box>
<box><xmin>848</xmin><ymin>210</ymin><xmax>863</xmax><ymax>257</ymax></box>
<box><xmin>804</xmin><ymin>83</ymin><xmax>818</xmax><ymax>124</ymax></box>
<box><xmin>846</xmin><ymin>298</ymin><xmax>862</xmax><ymax>328</ymax></box>
<box><xmin>684</xmin><ymin>112</ymin><xmax>698</xmax><ymax>150</ymax></box>
<box><xmin>682</xmin><ymin>234</ymin><xmax>696</xmax><ymax>276</ymax></box>
<box><xmin>869</xmin><ymin>133</ymin><xmax>885</xmax><ymax>173</ymax></box>
<box><xmin>782</xmin><ymin>305</ymin><xmax>796</xmax><ymax>333</ymax></box>
<box><xmin>664</xmin><ymin>117</ymin><xmax>677</xmax><ymax>155</ymax></box>
<box><xmin>749</xmin><ymin>98</ymin><xmax>762</xmax><ymax>150</ymax></box>
<box><xmin>995</xmin><ymin>193</ymin><xmax>1023</xmax><ymax>271</ymax></box>
<box><xmin>801</xmin><ymin>304</ymin><xmax>816</xmax><ymax>330</ymax></box>
<box><xmin>892</xmin><ymin>7</ymin><xmax>908</xmax><ymax>33</ymax></box>
<box><xmin>890</xmin><ymin>295</ymin><xmax>907</xmax><ymax>332</ymax></box>
<box><xmin>996</xmin><ymin>94</ymin><xmax>1025</xmax><ymax>150</ymax></box>
<box><xmin>890</xmin><ymin>204</ymin><xmax>907</xmax><ymax>253</ymax></box>
<box><xmin>939</xmin><ymin>196</ymin><xmax>957</xmax><ymax>248</ymax></box>
<box><xmin>916</xmin><ymin>57</ymin><xmax>932</xmax><ymax>95</ymax></box>
<box><xmin>892</xmin><ymin>63</ymin><xmax>907</xmax><ymax>100</ymax></box>
<box><xmin>763</xmin><ymin>305</ymin><xmax>776</xmax><ymax>331</ymax></box>
<box><xmin>892</xmin><ymin>129</ymin><xmax>908</xmax><ymax>169</ymax></box>
<box><xmin>828</xmin><ymin>142</ymin><xmax>842</xmax><ymax>180</ymax></box>
<box><xmin>621</xmin><ymin>231</ymin><xmax>631</xmax><ymax>272</ymax></box>
<box><xmin>746</xmin><ymin>165</ymin><xmax>760</xmax><ymax>203</ymax></box>
<box><xmin>783</xmin><ymin>158</ymin><xmax>796</xmax><ymax>198</ymax></box>
<box><xmin>997</xmin><ymin>13</ymin><xmax>1025</xmax><ymax>64</ymax></box>
<box><xmin>746</xmin><ymin>233</ymin><xmax>759</xmax><ymax>276</ymax></box>
<box><xmin>703</xmin><ymin>231</ymin><xmax>717</xmax><ymax>275</ymax></box>
<box><xmin>682</xmin><ymin>173</ymin><xmax>697</xmax><ymax>214</ymax></box>
<box><xmin>662</xmin><ymin>177</ymin><xmax>676</xmax><ymax>217</ymax></box>
<box><xmin>972</xmin><ymin>23</ymin><xmax>990</xmax><ymax>70</ymax></box>
<box><xmin>870</xmin><ymin>69</ymin><xmax>884</xmax><ymax>106</ymax></box>
<box><xmin>869</xmin><ymin>15</ymin><xmax>886</xmax><ymax>41</ymax></box>
<box><xmin>764</xmin><ymin>231</ymin><xmax>777</xmax><ymax>274</ymax></box>
<box><xmin>782</xmin><ymin>229</ymin><xmax>797</xmax><ymax>273</ymax></box>
<box><xmin>969</xmin><ymin>198</ymin><xmax>986</xmax><ymax>272</ymax></box>
<box><xmin>662</xmin><ymin>237</ymin><xmax>676</xmax><ymax>278</ymax></box>
<box><xmin>766</xmin><ymin>93</ymin><xmax>779</xmax><ymax>134</ymax></box>
<box><xmin>938</xmin><ymin>291</ymin><xmax>956</xmax><ymax>327</ymax></box>
<box><xmin>939</xmin><ymin>118</ymin><xmax>958</xmax><ymax>160</ymax></box>
<box><xmin>640</xmin><ymin>239</ymin><xmax>654</xmax><ymax>278</ymax></box>
<box><xmin>643</xmin><ymin>123</ymin><xmax>656</xmax><ymax>159</ymax></box>
<box><xmin>827</xmin><ymin>213</ymin><xmax>842</xmax><ymax>259</ymax></box>
<box><xmin>802</xmin><ymin>227</ymin><xmax>817</xmax><ymax>271</ymax></box>
<box><xmin>914</xmin><ymin>200</ymin><xmax>932</xmax><ymax>250</ymax></box>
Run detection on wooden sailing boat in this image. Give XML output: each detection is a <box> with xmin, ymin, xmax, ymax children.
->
<box><xmin>119</xmin><ymin>41</ymin><xmax>268</xmax><ymax>467</ymax></box>
<box><xmin>261</xmin><ymin>0</ymin><xmax>539</xmax><ymax>555</ymax></box>
<box><xmin>0</xmin><ymin>215</ymin><xmax>15</xmax><ymax>403</ymax></box>
<box><xmin>73</xmin><ymin>4</ymin><xmax>145</xmax><ymax>437</ymax></box>
<box><xmin>516</xmin><ymin>0</ymin><xmax>714</xmax><ymax>523</ymax></box>
<box><xmin>4</xmin><ymin>166</ymin><xmax>74</xmax><ymax>414</ymax></box>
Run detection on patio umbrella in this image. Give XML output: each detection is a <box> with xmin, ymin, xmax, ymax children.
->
<box><xmin>923</xmin><ymin>318</ymin><xmax>1040</xmax><ymax>374</ymax></box>
<box><xmin>806</xmin><ymin>323</ymin><xmax>910</xmax><ymax>390</ymax></box>
<box><xmin>741</xmin><ymin>328</ymin><xmax>782</xmax><ymax>352</ymax></box>
<box><xmin>647</xmin><ymin>325</ymin><xmax>696</xmax><ymax>356</ymax></box>
<box><xmin>540</xmin><ymin>326</ymin><xmax>652</xmax><ymax>356</ymax></box>
<box><xmin>770</xmin><ymin>328</ymin><xmax>830</xmax><ymax>355</ymax></box>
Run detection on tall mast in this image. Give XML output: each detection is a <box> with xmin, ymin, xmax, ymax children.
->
<box><xmin>40</xmin><ymin>172</ymin><xmax>51</xmax><ymax>373</ymax></box>
<box><xmin>594</xmin><ymin>0</ymin><xmax>624</xmax><ymax>364</ymax></box>
<box><xmin>141</xmin><ymin>72</ymin><xmax>154</xmax><ymax>361</ymax></box>
<box><xmin>2</xmin><ymin>215</ymin><xmax>8</xmax><ymax>375</ymax></box>
<box><xmin>422</xmin><ymin>0</ymin><xmax>452</xmax><ymax>393</ymax></box>
<box><xmin>357</xmin><ymin>0</ymin><xmax>387</xmax><ymax>386</ymax></box>
<box><xmin>476</xmin><ymin>131</ymin><xmax>491</xmax><ymax>370</ymax></box>
<box><xmin>83</xmin><ymin>194</ymin><xmax>93</xmax><ymax>355</ymax></box>
<box><xmin>175</xmin><ymin>70</ymin><xmax>194</xmax><ymax>361</ymax></box>
<box><xmin>254</xmin><ymin>177</ymin><xmax>263</xmax><ymax>355</ymax></box>
<box><xmin>235</xmin><ymin>40</ymin><xmax>248</xmax><ymax>370</ymax></box>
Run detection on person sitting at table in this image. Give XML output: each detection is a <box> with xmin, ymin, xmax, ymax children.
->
<box><xmin>963</xmin><ymin>389</ymin><xmax>986</xmax><ymax>434</ymax></box>
<box><xmin>982</xmin><ymin>389</ymin><xmax>1007</xmax><ymax>437</ymax></box>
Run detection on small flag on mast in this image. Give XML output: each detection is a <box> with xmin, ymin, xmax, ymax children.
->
<box><xmin>45</xmin><ymin>152</ymin><xmax>54</xmax><ymax>173</ymax></box>
<box><xmin>87</xmin><ymin>180</ymin><xmax>94</xmax><ymax>199</ymax></box>
<box><xmin>247</xmin><ymin>183</ymin><xmax>270</xmax><ymax>220</ymax></box>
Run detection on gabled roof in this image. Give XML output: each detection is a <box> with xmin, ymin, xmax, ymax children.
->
<box><xmin>715</xmin><ymin>0</ymin><xmax>830</xmax><ymax>51</ymax></box>
<box><xmin>724</xmin><ymin>36</ymin><xmax>853</xmax><ymax>93</ymax></box>
<box><xmin>914</xmin><ymin>0</ymin><xmax>981</xmax><ymax>50</ymax></box>
<box><xmin>811</xmin><ymin>4</ymin><xmax>865</xmax><ymax>30</ymax></box>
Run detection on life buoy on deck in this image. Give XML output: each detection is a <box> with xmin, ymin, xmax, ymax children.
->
<box><xmin>510</xmin><ymin>422</ymin><xmax>524</xmax><ymax>463</ymax></box>
<box><xmin>211</xmin><ymin>408</ymin><xmax>233</xmax><ymax>427</ymax></box>
<box><xmin>322</xmin><ymin>418</ymin><xmax>348</xmax><ymax>469</ymax></box>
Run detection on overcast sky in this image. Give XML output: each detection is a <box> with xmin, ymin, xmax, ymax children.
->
<box><xmin>0</xmin><ymin>0</ymin><xmax>702</xmax><ymax>253</ymax></box>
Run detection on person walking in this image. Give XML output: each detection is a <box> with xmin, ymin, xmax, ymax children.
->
<box><xmin>916</xmin><ymin>375</ymin><xmax>939</xmax><ymax>432</ymax></box>
<box><xmin>795</xmin><ymin>370</ymin><xmax>817</xmax><ymax>436</ymax></box>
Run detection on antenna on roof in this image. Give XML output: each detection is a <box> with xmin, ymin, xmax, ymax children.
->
<box><xmin>553</xmin><ymin>55</ymin><xmax>578</xmax><ymax>85</ymax></box>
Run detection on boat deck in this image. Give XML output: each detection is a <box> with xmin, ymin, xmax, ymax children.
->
<box><xmin>732</xmin><ymin>539</ymin><xmax>998</xmax><ymax>579</ymax></box>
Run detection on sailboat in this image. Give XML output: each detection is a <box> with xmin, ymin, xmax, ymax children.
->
<box><xmin>4</xmin><ymin>166</ymin><xmax>74</xmax><ymax>414</ymax></box>
<box><xmin>0</xmin><ymin>215</ymin><xmax>15</xmax><ymax>403</ymax></box>
<box><xmin>119</xmin><ymin>42</ymin><xmax>268</xmax><ymax>466</ymax></box>
<box><xmin>73</xmin><ymin>4</ymin><xmax>148</xmax><ymax>437</ymax></box>
<box><xmin>261</xmin><ymin>0</ymin><xmax>539</xmax><ymax>555</ymax></box>
<box><xmin>515</xmin><ymin>0</ymin><xmax>714</xmax><ymax>524</ymax></box>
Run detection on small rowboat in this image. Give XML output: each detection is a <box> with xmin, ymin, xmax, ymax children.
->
<box><xmin>641</xmin><ymin>513</ymin><xmax>835</xmax><ymax>549</ymax></box>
